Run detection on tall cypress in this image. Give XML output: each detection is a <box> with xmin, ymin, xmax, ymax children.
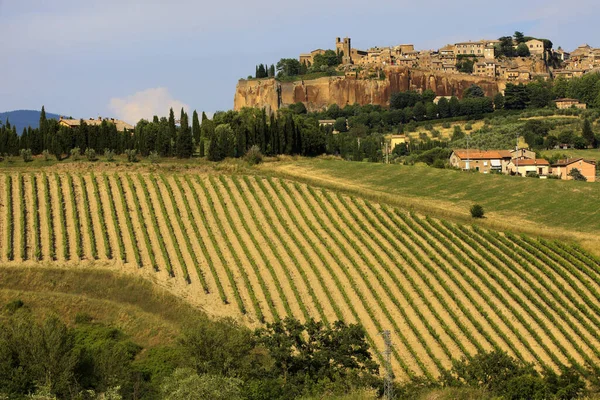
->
<box><xmin>39</xmin><ymin>106</ymin><xmax>49</xmax><ymax>150</ymax></box>
<box><xmin>176</xmin><ymin>108</ymin><xmax>192</xmax><ymax>158</ymax></box>
<box><xmin>168</xmin><ymin>108</ymin><xmax>177</xmax><ymax>157</ymax></box>
<box><xmin>192</xmin><ymin>110</ymin><xmax>201</xmax><ymax>153</ymax></box>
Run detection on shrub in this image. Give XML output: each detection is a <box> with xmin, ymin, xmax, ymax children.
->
<box><xmin>104</xmin><ymin>149</ymin><xmax>115</xmax><ymax>162</ymax></box>
<box><xmin>84</xmin><ymin>148</ymin><xmax>97</xmax><ymax>161</ymax></box>
<box><xmin>464</xmin><ymin>122</ymin><xmax>473</xmax><ymax>131</ymax></box>
<box><xmin>70</xmin><ymin>147</ymin><xmax>81</xmax><ymax>161</ymax></box>
<box><xmin>526</xmin><ymin>172</ymin><xmax>540</xmax><ymax>178</ymax></box>
<box><xmin>568</xmin><ymin>168</ymin><xmax>587</xmax><ymax>181</ymax></box>
<box><xmin>20</xmin><ymin>149</ymin><xmax>32</xmax><ymax>162</ymax></box>
<box><xmin>4</xmin><ymin>299</ymin><xmax>25</xmax><ymax>314</ymax></box>
<box><xmin>432</xmin><ymin>159</ymin><xmax>446</xmax><ymax>169</ymax></box>
<box><xmin>124</xmin><ymin>149</ymin><xmax>138</xmax><ymax>163</ymax></box>
<box><xmin>74</xmin><ymin>312</ymin><xmax>93</xmax><ymax>324</ymax></box>
<box><xmin>149</xmin><ymin>151</ymin><xmax>160</xmax><ymax>164</ymax></box>
<box><xmin>442</xmin><ymin>122</ymin><xmax>451</xmax><ymax>129</ymax></box>
<box><xmin>244</xmin><ymin>145</ymin><xmax>263</xmax><ymax>166</ymax></box>
<box><xmin>470</xmin><ymin>204</ymin><xmax>485</xmax><ymax>218</ymax></box>
<box><xmin>42</xmin><ymin>149</ymin><xmax>51</xmax><ymax>161</ymax></box>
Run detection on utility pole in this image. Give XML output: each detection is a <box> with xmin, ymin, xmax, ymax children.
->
<box><xmin>466</xmin><ymin>134</ymin><xmax>470</xmax><ymax>171</ymax></box>
<box><xmin>516</xmin><ymin>132</ymin><xmax>519</xmax><ymax>176</ymax></box>
<box><xmin>381</xmin><ymin>330</ymin><xmax>395</xmax><ymax>400</ymax></box>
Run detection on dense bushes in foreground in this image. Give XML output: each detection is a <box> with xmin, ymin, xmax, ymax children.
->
<box><xmin>0</xmin><ymin>303</ymin><xmax>381</xmax><ymax>399</ymax></box>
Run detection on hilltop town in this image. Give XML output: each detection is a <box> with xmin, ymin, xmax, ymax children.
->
<box><xmin>297</xmin><ymin>34</ymin><xmax>599</xmax><ymax>82</ymax></box>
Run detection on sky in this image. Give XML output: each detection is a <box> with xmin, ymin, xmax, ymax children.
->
<box><xmin>0</xmin><ymin>0</ymin><xmax>598</xmax><ymax>124</ymax></box>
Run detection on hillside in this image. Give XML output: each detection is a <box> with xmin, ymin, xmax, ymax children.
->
<box><xmin>0</xmin><ymin>109</ymin><xmax>62</xmax><ymax>133</ymax></box>
<box><xmin>263</xmin><ymin>158</ymin><xmax>600</xmax><ymax>254</ymax></box>
<box><xmin>2</xmin><ymin>168</ymin><xmax>600</xmax><ymax>380</ymax></box>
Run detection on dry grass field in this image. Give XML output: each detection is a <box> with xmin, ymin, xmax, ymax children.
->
<box><xmin>2</xmin><ymin>168</ymin><xmax>600</xmax><ymax>381</ymax></box>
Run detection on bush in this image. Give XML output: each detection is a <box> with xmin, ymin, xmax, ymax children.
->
<box><xmin>470</xmin><ymin>204</ymin><xmax>485</xmax><ymax>218</ymax></box>
<box><xmin>464</xmin><ymin>122</ymin><xmax>473</xmax><ymax>131</ymax></box>
<box><xmin>43</xmin><ymin>149</ymin><xmax>51</xmax><ymax>161</ymax></box>
<box><xmin>20</xmin><ymin>149</ymin><xmax>32</xmax><ymax>162</ymax></box>
<box><xmin>244</xmin><ymin>145</ymin><xmax>263</xmax><ymax>166</ymax></box>
<box><xmin>84</xmin><ymin>148</ymin><xmax>97</xmax><ymax>161</ymax></box>
<box><xmin>104</xmin><ymin>149</ymin><xmax>115</xmax><ymax>162</ymax></box>
<box><xmin>124</xmin><ymin>149</ymin><xmax>138</xmax><ymax>163</ymax></box>
<box><xmin>568</xmin><ymin>168</ymin><xmax>587</xmax><ymax>181</ymax></box>
<box><xmin>70</xmin><ymin>147</ymin><xmax>81</xmax><ymax>161</ymax></box>
<box><xmin>149</xmin><ymin>151</ymin><xmax>161</xmax><ymax>164</ymax></box>
<box><xmin>4</xmin><ymin>299</ymin><xmax>25</xmax><ymax>314</ymax></box>
<box><xmin>442</xmin><ymin>122</ymin><xmax>451</xmax><ymax>129</ymax></box>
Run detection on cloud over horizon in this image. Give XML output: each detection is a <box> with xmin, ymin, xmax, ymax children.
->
<box><xmin>108</xmin><ymin>87</ymin><xmax>189</xmax><ymax>124</ymax></box>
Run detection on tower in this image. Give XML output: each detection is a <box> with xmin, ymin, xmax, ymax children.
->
<box><xmin>336</xmin><ymin>37</ymin><xmax>353</xmax><ymax>64</ymax></box>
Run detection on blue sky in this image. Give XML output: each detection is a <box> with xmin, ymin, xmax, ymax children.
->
<box><xmin>1</xmin><ymin>0</ymin><xmax>598</xmax><ymax>123</ymax></box>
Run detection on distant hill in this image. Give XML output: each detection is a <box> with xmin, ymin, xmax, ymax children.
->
<box><xmin>0</xmin><ymin>110</ymin><xmax>64</xmax><ymax>133</ymax></box>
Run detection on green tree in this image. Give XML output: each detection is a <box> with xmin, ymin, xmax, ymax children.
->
<box><xmin>582</xmin><ymin>119</ymin><xmax>596</xmax><ymax>147</ymax></box>
<box><xmin>422</xmin><ymin>89</ymin><xmax>436</xmax><ymax>103</ymax></box>
<box><xmin>516</xmin><ymin>43</ymin><xmax>531</xmax><ymax>57</ymax></box>
<box><xmin>437</xmin><ymin>97</ymin><xmax>450</xmax><ymax>118</ymax></box>
<box><xmin>334</xmin><ymin>117</ymin><xmax>347</xmax><ymax>132</ymax></box>
<box><xmin>514</xmin><ymin>31</ymin><xmax>525</xmax><ymax>44</ymax></box>
<box><xmin>192</xmin><ymin>110</ymin><xmax>201</xmax><ymax>152</ymax></box>
<box><xmin>456</xmin><ymin>57</ymin><xmax>475</xmax><ymax>73</ymax></box>
<box><xmin>498</xmin><ymin>36</ymin><xmax>516</xmax><ymax>57</ymax></box>
<box><xmin>463</xmin><ymin>84</ymin><xmax>485</xmax><ymax>98</ymax></box>
<box><xmin>413</xmin><ymin>102</ymin><xmax>426</xmax><ymax>121</ymax></box>
<box><xmin>449</xmin><ymin>96</ymin><xmax>461</xmax><ymax>117</ymax></box>
<box><xmin>161</xmin><ymin>369</ymin><xmax>243</xmax><ymax>400</ymax></box>
<box><xmin>504</xmin><ymin>83</ymin><xmax>529</xmax><ymax>110</ymax></box>
<box><xmin>568</xmin><ymin>168</ymin><xmax>587</xmax><ymax>181</ymax></box>
<box><xmin>176</xmin><ymin>108</ymin><xmax>193</xmax><ymax>158</ymax></box>
<box><xmin>494</xmin><ymin>92</ymin><xmax>505</xmax><ymax>109</ymax></box>
<box><xmin>276</xmin><ymin>58</ymin><xmax>303</xmax><ymax>77</ymax></box>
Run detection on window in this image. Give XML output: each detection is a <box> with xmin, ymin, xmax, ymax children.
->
<box><xmin>484</xmin><ymin>161</ymin><xmax>488</xmax><ymax>166</ymax></box>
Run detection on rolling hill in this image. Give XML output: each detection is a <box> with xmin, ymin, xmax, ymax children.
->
<box><xmin>0</xmin><ymin>109</ymin><xmax>63</xmax><ymax>133</ymax></box>
<box><xmin>2</xmin><ymin>168</ymin><xmax>600</xmax><ymax>380</ymax></box>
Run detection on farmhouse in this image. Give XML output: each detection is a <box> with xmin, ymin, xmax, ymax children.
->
<box><xmin>525</xmin><ymin>39</ymin><xmax>545</xmax><ymax>55</ymax></box>
<box><xmin>507</xmin><ymin>158</ymin><xmax>550</xmax><ymax>177</ymax></box>
<box><xmin>555</xmin><ymin>98</ymin><xmax>587</xmax><ymax>109</ymax></box>
<box><xmin>551</xmin><ymin>158</ymin><xmax>597</xmax><ymax>182</ymax></box>
<box><xmin>59</xmin><ymin>116</ymin><xmax>134</xmax><ymax>131</ymax></box>
<box><xmin>449</xmin><ymin>150</ymin><xmax>512</xmax><ymax>173</ymax></box>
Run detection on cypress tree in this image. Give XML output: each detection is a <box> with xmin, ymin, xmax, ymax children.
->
<box><xmin>192</xmin><ymin>110</ymin><xmax>201</xmax><ymax>154</ymax></box>
<box><xmin>168</xmin><ymin>108</ymin><xmax>177</xmax><ymax>156</ymax></box>
<box><xmin>177</xmin><ymin>108</ymin><xmax>193</xmax><ymax>158</ymax></box>
<box><xmin>39</xmin><ymin>106</ymin><xmax>49</xmax><ymax>150</ymax></box>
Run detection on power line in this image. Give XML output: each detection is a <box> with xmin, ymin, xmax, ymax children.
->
<box><xmin>381</xmin><ymin>330</ymin><xmax>395</xmax><ymax>400</ymax></box>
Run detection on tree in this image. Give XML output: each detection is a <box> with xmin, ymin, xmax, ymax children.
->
<box><xmin>390</xmin><ymin>91</ymin><xmax>421</xmax><ymax>109</ymax></box>
<box><xmin>494</xmin><ymin>93</ymin><xmax>505</xmax><ymax>109</ymax></box>
<box><xmin>568</xmin><ymin>168</ymin><xmax>587</xmax><ymax>181</ymax></box>
<box><xmin>456</xmin><ymin>57</ymin><xmax>475</xmax><ymax>73</ymax></box>
<box><xmin>582</xmin><ymin>119</ymin><xmax>596</xmax><ymax>147</ymax></box>
<box><xmin>334</xmin><ymin>117</ymin><xmax>347</xmax><ymax>132</ymax></box>
<box><xmin>161</xmin><ymin>369</ymin><xmax>243</xmax><ymax>400</ymax></box>
<box><xmin>498</xmin><ymin>36</ymin><xmax>516</xmax><ymax>57</ymax></box>
<box><xmin>422</xmin><ymin>89</ymin><xmax>436</xmax><ymax>103</ymax></box>
<box><xmin>516</xmin><ymin>43</ymin><xmax>531</xmax><ymax>57</ymax></box>
<box><xmin>192</xmin><ymin>110</ymin><xmax>201</xmax><ymax>152</ymax></box>
<box><xmin>276</xmin><ymin>58</ymin><xmax>302</xmax><ymax>77</ymax></box>
<box><xmin>175</xmin><ymin>109</ymin><xmax>192</xmax><ymax>158</ymax></box>
<box><xmin>437</xmin><ymin>97</ymin><xmax>450</xmax><ymax>118</ymax></box>
<box><xmin>504</xmin><ymin>83</ymin><xmax>529</xmax><ymax>110</ymax></box>
<box><xmin>470</xmin><ymin>204</ymin><xmax>485</xmax><ymax>218</ymax></box>
<box><xmin>463</xmin><ymin>84</ymin><xmax>485</xmax><ymax>98</ymax></box>
<box><xmin>413</xmin><ymin>102</ymin><xmax>426</xmax><ymax>121</ymax></box>
<box><xmin>514</xmin><ymin>31</ymin><xmax>525</xmax><ymax>44</ymax></box>
<box><xmin>449</xmin><ymin>96</ymin><xmax>461</xmax><ymax>117</ymax></box>
<box><xmin>451</xmin><ymin>125</ymin><xmax>465</xmax><ymax>141</ymax></box>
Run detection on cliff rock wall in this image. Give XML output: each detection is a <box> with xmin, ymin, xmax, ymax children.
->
<box><xmin>234</xmin><ymin>67</ymin><xmax>504</xmax><ymax>112</ymax></box>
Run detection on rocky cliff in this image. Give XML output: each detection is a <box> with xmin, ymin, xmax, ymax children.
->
<box><xmin>234</xmin><ymin>67</ymin><xmax>505</xmax><ymax>112</ymax></box>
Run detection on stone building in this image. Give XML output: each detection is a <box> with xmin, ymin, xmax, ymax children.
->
<box><xmin>555</xmin><ymin>98</ymin><xmax>587</xmax><ymax>109</ymax></box>
<box><xmin>525</xmin><ymin>39</ymin><xmax>545</xmax><ymax>55</ymax></box>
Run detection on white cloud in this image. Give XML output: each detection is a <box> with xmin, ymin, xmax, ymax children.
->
<box><xmin>108</xmin><ymin>87</ymin><xmax>189</xmax><ymax>124</ymax></box>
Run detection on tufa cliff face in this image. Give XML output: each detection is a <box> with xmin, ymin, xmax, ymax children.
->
<box><xmin>234</xmin><ymin>67</ymin><xmax>505</xmax><ymax>112</ymax></box>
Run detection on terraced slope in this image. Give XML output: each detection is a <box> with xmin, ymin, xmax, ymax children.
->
<box><xmin>1</xmin><ymin>171</ymin><xmax>600</xmax><ymax>380</ymax></box>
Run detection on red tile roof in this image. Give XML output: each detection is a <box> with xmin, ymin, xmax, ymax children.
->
<box><xmin>552</xmin><ymin>158</ymin><xmax>596</xmax><ymax>166</ymax></box>
<box><xmin>513</xmin><ymin>159</ymin><xmax>549</xmax><ymax>166</ymax></box>
<box><xmin>453</xmin><ymin>150</ymin><xmax>511</xmax><ymax>160</ymax></box>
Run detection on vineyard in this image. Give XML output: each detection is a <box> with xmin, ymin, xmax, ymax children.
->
<box><xmin>1</xmin><ymin>171</ymin><xmax>600</xmax><ymax>380</ymax></box>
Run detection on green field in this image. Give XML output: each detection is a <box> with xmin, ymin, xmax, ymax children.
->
<box><xmin>541</xmin><ymin>148</ymin><xmax>600</xmax><ymax>162</ymax></box>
